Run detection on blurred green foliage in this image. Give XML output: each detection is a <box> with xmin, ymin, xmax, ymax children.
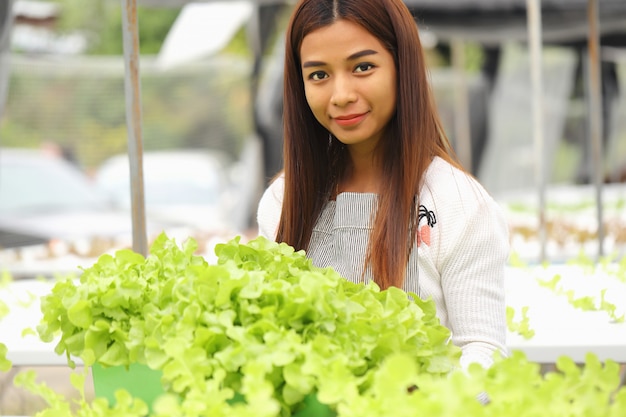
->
<box><xmin>0</xmin><ymin>1</ymin><xmax>255</xmax><ymax>171</ymax></box>
<box><xmin>52</xmin><ymin>0</ymin><xmax>180</xmax><ymax>55</ymax></box>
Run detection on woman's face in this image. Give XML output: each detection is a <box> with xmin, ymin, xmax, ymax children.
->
<box><xmin>300</xmin><ymin>19</ymin><xmax>397</xmax><ymax>151</ymax></box>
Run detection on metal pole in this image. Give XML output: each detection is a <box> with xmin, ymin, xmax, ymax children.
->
<box><xmin>451</xmin><ymin>39</ymin><xmax>472</xmax><ymax>171</ymax></box>
<box><xmin>586</xmin><ymin>0</ymin><xmax>605</xmax><ymax>258</ymax></box>
<box><xmin>526</xmin><ymin>0</ymin><xmax>547</xmax><ymax>262</ymax></box>
<box><xmin>121</xmin><ymin>0</ymin><xmax>147</xmax><ymax>256</ymax></box>
<box><xmin>0</xmin><ymin>0</ymin><xmax>14</xmax><ymax>121</ymax></box>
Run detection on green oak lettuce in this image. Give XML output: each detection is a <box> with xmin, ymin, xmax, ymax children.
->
<box><xmin>36</xmin><ymin>233</ymin><xmax>460</xmax><ymax>415</ymax></box>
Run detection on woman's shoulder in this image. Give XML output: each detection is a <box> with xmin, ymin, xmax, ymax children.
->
<box><xmin>264</xmin><ymin>172</ymin><xmax>285</xmax><ymax>197</ymax></box>
<box><xmin>421</xmin><ymin>156</ymin><xmax>500</xmax><ymax>213</ymax></box>
<box><xmin>424</xmin><ymin>156</ymin><xmax>491</xmax><ymax>198</ymax></box>
<box><xmin>256</xmin><ymin>172</ymin><xmax>285</xmax><ymax>239</ymax></box>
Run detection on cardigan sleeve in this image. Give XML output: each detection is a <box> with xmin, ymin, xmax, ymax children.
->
<box><xmin>256</xmin><ymin>174</ymin><xmax>284</xmax><ymax>240</ymax></box>
<box><xmin>438</xmin><ymin>186</ymin><xmax>510</xmax><ymax>370</ymax></box>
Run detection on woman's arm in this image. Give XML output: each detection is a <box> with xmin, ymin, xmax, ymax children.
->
<box><xmin>440</xmin><ymin>192</ymin><xmax>510</xmax><ymax>369</ymax></box>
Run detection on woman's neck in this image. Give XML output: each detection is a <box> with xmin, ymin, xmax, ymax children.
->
<box><xmin>339</xmin><ymin>149</ymin><xmax>383</xmax><ymax>194</ymax></box>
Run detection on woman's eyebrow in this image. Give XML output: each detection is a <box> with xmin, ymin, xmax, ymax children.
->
<box><xmin>302</xmin><ymin>49</ymin><xmax>379</xmax><ymax>69</ymax></box>
<box><xmin>302</xmin><ymin>60</ymin><xmax>325</xmax><ymax>69</ymax></box>
<box><xmin>347</xmin><ymin>49</ymin><xmax>378</xmax><ymax>61</ymax></box>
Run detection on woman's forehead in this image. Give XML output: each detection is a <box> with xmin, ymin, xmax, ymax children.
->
<box><xmin>300</xmin><ymin>20</ymin><xmax>386</xmax><ymax>62</ymax></box>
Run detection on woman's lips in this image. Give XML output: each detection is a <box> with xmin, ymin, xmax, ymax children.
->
<box><xmin>334</xmin><ymin>113</ymin><xmax>367</xmax><ymax>127</ymax></box>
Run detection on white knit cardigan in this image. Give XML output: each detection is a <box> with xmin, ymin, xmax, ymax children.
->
<box><xmin>257</xmin><ymin>157</ymin><xmax>510</xmax><ymax>369</ymax></box>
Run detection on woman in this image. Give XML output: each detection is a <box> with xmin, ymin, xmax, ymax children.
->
<box><xmin>257</xmin><ymin>0</ymin><xmax>510</xmax><ymax>369</ymax></box>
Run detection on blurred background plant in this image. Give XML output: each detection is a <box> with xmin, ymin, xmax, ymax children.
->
<box><xmin>49</xmin><ymin>0</ymin><xmax>179</xmax><ymax>55</ymax></box>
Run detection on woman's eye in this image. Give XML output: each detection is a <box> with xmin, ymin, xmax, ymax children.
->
<box><xmin>355</xmin><ymin>63</ymin><xmax>374</xmax><ymax>73</ymax></box>
<box><xmin>309</xmin><ymin>71</ymin><xmax>327</xmax><ymax>81</ymax></box>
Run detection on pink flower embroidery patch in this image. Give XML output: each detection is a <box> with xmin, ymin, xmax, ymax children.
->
<box><xmin>416</xmin><ymin>205</ymin><xmax>436</xmax><ymax>247</ymax></box>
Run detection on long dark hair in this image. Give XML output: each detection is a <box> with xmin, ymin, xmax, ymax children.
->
<box><xmin>278</xmin><ymin>0</ymin><xmax>460</xmax><ymax>289</ymax></box>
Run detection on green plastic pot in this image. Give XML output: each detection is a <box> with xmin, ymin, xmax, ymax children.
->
<box><xmin>92</xmin><ymin>363</ymin><xmax>335</xmax><ymax>416</ymax></box>
<box><xmin>92</xmin><ymin>363</ymin><xmax>164</xmax><ymax>412</ymax></box>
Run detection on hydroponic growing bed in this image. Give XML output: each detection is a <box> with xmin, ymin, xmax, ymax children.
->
<box><xmin>499</xmin><ymin>183</ymin><xmax>626</xmax><ymax>263</ymax></box>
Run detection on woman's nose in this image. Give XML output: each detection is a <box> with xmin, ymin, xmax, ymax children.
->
<box><xmin>330</xmin><ymin>75</ymin><xmax>357</xmax><ymax>107</ymax></box>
